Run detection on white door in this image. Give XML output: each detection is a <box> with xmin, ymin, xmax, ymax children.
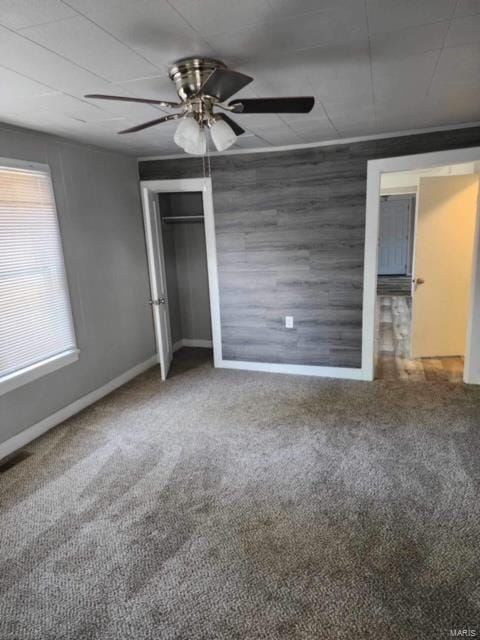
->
<box><xmin>145</xmin><ymin>191</ymin><xmax>173</xmax><ymax>380</ymax></box>
<box><xmin>411</xmin><ymin>175</ymin><xmax>479</xmax><ymax>358</ymax></box>
<box><xmin>378</xmin><ymin>196</ymin><xmax>413</xmax><ymax>275</ymax></box>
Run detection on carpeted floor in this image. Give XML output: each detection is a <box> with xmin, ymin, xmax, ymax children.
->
<box><xmin>1</xmin><ymin>347</ymin><xmax>480</xmax><ymax>639</ymax></box>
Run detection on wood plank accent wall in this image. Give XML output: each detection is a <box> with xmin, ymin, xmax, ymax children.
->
<box><xmin>139</xmin><ymin>126</ymin><xmax>480</xmax><ymax>368</ymax></box>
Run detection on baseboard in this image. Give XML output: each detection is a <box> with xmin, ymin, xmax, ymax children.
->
<box><xmin>172</xmin><ymin>340</ymin><xmax>183</xmax><ymax>353</ymax></box>
<box><xmin>183</xmin><ymin>339</ymin><xmax>212</xmax><ymax>348</ymax></box>
<box><xmin>219</xmin><ymin>359</ymin><xmax>368</xmax><ymax>380</ymax></box>
<box><xmin>0</xmin><ymin>355</ymin><xmax>158</xmax><ymax>461</ymax></box>
<box><xmin>173</xmin><ymin>339</ymin><xmax>213</xmax><ymax>352</ymax></box>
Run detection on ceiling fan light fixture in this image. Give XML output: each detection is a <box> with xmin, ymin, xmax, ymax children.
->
<box><xmin>183</xmin><ymin>127</ymin><xmax>207</xmax><ymax>155</ymax></box>
<box><xmin>174</xmin><ymin>115</ymin><xmax>205</xmax><ymax>154</ymax></box>
<box><xmin>210</xmin><ymin>117</ymin><xmax>237</xmax><ymax>152</ymax></box>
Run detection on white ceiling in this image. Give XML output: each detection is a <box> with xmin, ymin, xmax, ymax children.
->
<box><xmin>1</xmin><ymin>0</ymin><xmax>480</xmax><ymax>156</ymax></box>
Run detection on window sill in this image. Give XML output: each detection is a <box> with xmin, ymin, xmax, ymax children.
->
<box><xmin>0</xmin><ymin>349</ymin><xmax>80</xmax><ymax>397</ymax></box>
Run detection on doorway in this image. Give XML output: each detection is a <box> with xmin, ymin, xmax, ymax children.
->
<box><xmin>140</xmin><ymin>178</ymin><xmax>221</xmax><ymax>380</ymax></box>
<box><xmin>377</xmin><ymin>194</ymin><xmax>415</xmax><ymax>299</ymax></box>
<box><xmin>363</xmin><ymin>147</ymin><xmax>480</xmax><ymax>384</ymax></box>
<box><xmin>372</xmin><ymin>162</ymin><xmax>480</xmax><ymax>382</ymax></box>
<box><xmin>378</xmin><ymin>195</ymin><xmax>415</xmax><ymax>277</ymax></box>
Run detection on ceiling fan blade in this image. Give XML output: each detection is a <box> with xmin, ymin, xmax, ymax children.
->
<box><xmin>216</xmin><ymin>113</ymin><xmax>245</xmax><ymax>136</ymax></box>
<box><xmin>118</xmin><ymin>113</ymin><xmax>184</xmax><ymax>134</ymax></box>
<box><xmin>229</xmin><ymin>97</ymin><xmax>315</xmax><ymax>114</ymax></box>
<box><xmin>85</xmin><ymin>93</ymin><xmax>182</xmax><ymax>108</ymax></box>
<box><xmin>199</xmin><ymin>68</ymin><xmax>253</xmax><ymax>102</ymax></box>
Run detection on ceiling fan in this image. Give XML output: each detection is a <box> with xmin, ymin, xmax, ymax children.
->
<box><xmin>85</xmin><ymin>56</ymin><xmax>314</xmax><ymax>154</ymax></box>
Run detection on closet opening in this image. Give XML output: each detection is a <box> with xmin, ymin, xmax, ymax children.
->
<box><xmin>158</xmin><ymin>191</ymin><xmax>213</xmax><ymax>375</ymax></box>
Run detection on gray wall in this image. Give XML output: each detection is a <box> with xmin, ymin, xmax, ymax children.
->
<box><xmin>159</xmin><ymin>192</ymin><xmax>212</xmax><ymax>345</ymax></box>
<box><xmin>0</xmin><ymin>123</ymin><xmax>156</xmax><ymax>445</ymax></box>
<box><xmin>140</xmin><ymin>125</ymin><xmax>480</xmax><ymax>368</ymax></box>
<box><xmin>174</xmin><ymin>223</ymin><xmax>212</xmax><ymax>342</ymax></box>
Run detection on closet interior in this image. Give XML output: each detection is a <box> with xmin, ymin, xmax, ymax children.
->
<box><xmin>158</xmin><ymin>192</ymin><xmax>212</xmax><ymax>356</ymax></box>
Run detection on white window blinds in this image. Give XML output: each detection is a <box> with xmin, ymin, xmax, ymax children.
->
<box><xmin>0</xmin><ymin>162</ymin><xmax>77</xmax><ymax>382</ymax></box>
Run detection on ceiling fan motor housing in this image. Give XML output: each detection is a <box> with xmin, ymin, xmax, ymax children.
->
<box><xmin>169</xmin><ymin>57</ymin><xmax>227</xmax><ymax>102</ymax></box>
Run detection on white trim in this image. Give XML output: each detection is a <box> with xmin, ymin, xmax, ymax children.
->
<box><xmin>173</xmin><ymin>339</ymin><xmax>213</xmax><ymax>352</ymax></box>
<box><xmin>140</xmin><ymin>178</ymin><xmax>223</xmax><ymax>372</ymax></box>
<box><xmin>0</xmin><ymin>156</ymin><xmax>51</xmax><ymax>172</ymax></box>
<box><xmin>220</xmin><ymin>359</ymin><xmax>365</xmax><ymax>380</ymax></box>
<box><xmin>380</xmin><ymin>186</ymin><xmax>418</xmax><ymax>196</ymax></box>
<box><xmin>364</xmin><ymin>146</ymin><xmax>480</xmax><ymax>384</ymax></box>
<box><xmin>0</xmin><ymin>355</ymin><xmax>158</xmax><ymax>461</ymax></box>
<box><xmin>137</xmin><ymin>121</ymin><xmax>480</xmax><ymax>162</ymax></box>
<box><xmin>0</xmin><ymin>349</ymin><xmax>79</xmax><ymax>397</ymax></box>
<box><xmin>465</xmin><ymin>187</ymin><xmax>480</xmax><ymax>384</ymax></box>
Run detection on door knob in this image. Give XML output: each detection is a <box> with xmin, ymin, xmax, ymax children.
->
<box><xmin>414</xmin><ymin>278</ymin><xmax>425</xmax><ymax>285</ymax></box>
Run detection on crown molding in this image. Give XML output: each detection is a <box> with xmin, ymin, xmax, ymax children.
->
<box><xmin>137</xmin><ymin>121</ymin><xmax>480</xmax><ymax>162</ymax></box>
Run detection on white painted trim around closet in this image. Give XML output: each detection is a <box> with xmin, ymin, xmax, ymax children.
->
<box><xmin>363</xmin><ymin>145</ymin><xmax>480</xmax><ymax>384</ymax></box>
<box><xmin>0</xmin><ymin>355</ymin><xmax>158</xmax><ymax>461</ymax></box>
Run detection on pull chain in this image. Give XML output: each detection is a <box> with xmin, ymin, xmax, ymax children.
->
<box><xmin>202</xmin><ymin>128</ymin><xmax>212</xmax><ymax>190</ymax></box>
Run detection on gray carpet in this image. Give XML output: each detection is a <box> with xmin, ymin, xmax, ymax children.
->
<box><xmin>1</xmin><ymin>347</ymin><xmax>480</xmax><ymax>640</ymax></box>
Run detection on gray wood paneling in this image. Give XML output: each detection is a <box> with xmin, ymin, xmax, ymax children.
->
<box><xmin>140</xmin><ymin>126</ymin><xmax>480</xmax><ymax>368</ymax></box>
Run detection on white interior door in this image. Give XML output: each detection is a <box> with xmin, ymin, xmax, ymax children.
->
<box><xmin>378</xmin><ymin>196</ymin><xmax>413</xmax><ymax>275</ymax></box>
<box><xmin>145</xmin><ymin>191</ymin><xmax>173</xmax><ymax>380</ymax></box>
<box><xmin>411</xmin><ymin>175</ymin><xmax>479</xmax><ymax>358</ymax></box>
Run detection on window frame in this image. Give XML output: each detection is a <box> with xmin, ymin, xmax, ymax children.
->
<box><xmin>0</xmin><ymin>157</ymin><xmax>79</xmax><ymax>397</ymax></box>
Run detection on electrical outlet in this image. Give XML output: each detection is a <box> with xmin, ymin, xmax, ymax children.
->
<box><xmin>285</xmin><ymin>315</ymin><xmax>294</xmax><ymax>329</ymax></box>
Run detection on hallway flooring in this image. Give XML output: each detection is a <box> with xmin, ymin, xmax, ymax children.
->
<box><xmin>377</xmin><ymin>275</ymin><xmax>411</xmax><ymax>296</ymax></box>
<box><xmin>376</xmin><ymin>296</ymin><xmax>464</xmax><ymax>382</ymax></box>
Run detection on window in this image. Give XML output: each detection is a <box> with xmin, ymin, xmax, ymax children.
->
<box><xmin>0</xmin><ymin>159</ymin><xmax>78</xmax><ymax>395</ymax></box>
